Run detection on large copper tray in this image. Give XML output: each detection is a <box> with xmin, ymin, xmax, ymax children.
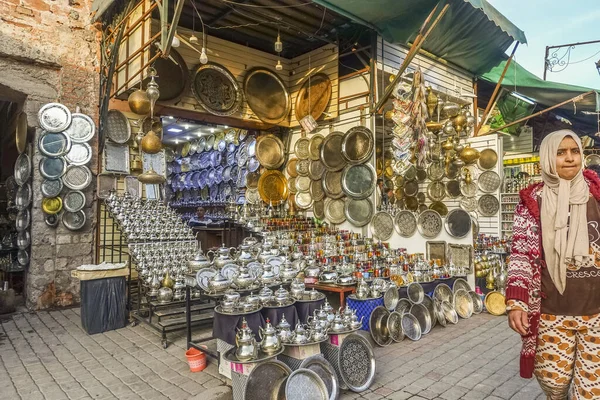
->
<box><xmin>191</xmin><ymin>62</ymin><xmax>243</xmax><ymax>116</ymax></box>
<box><xmin>295</xmin><ymin>73</ymin><xmax>332</xmax><ymax>122</ymax></box>
<box><xmin>258</xmin><ymin>170</ymin><xmax>288</xmax><ymax>204</ymax></box>
<box><xmin>244</xmin><ymin>67</ymin><xmax>290</xmax><ymax>124</ymax></box>
<box><xmin>341</xmin><ymin>126</ymin><xmax>374</xmax><ymax>164</ymax></box>
<box><xmin>320</xmin><ymin>132</ymin><xmax>346</xmax><ymax>171</ymax></box>
<box><xmin>256</xmin><ymin>134</ymin><xmax>285</xmax><ymax>169</ymax></box>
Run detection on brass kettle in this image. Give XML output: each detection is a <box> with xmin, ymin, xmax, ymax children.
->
<box><xmin>128</xmin><ymin>89</ymin><xmax>151</xmax><ymax>115</ymax></box>
<box><xmin>463</xmin><ymin>168</ymin><xmax>473</xmax><ymax>185</ymax></box>
<box><xmin>141</xmin><ymin>130</ymin><xmax>162</xmax><ymax>154</ymax></box>
<box><xmin>459</xmin><ymin>144</ymin><xmax>480</xmax><ymax>164</ymax></box>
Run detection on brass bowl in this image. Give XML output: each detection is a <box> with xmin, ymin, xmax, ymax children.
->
<box><xmin>128</xmin><ymin>89</ymin><xmax>151</xmax><ymax>115</ymax></box>
<box><xmin>459</xmin><ymin>145</ymin><xmax>480</xmax><ymax>164</ymax></box>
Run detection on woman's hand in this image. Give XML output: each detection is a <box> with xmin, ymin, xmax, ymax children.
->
<box><xmin>508</xmin><ymin>310</ymin><xmax>529</xmax><ymax>336</ymax></box>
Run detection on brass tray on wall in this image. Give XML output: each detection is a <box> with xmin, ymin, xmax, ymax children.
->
<box><xmin>244</xmin><ymin>67</ymin><xmax>290</xmax><ymax>124</ymax></box>
<box><xmin>191</xmin><ymin>62</ymin><xmax>243</xmax><ymax>116</ymax></box>
<box><xmin>256</xmin><ymin>134</ymin><xmax>285</xmax><ymax>169</ymax></box>
<box><xmin>258</xmin><ymin>170</ymin><xmax>288</xmax><ymax>204</ymax></box>
<box><xmin>341</xmin><ymin>126</ymin><xmax>374</xmax><ymax>165</ymax></box>
<box><xmin>320</xmin><ymin>131</ymin><xmax>346</xmax><ymax>171</ymax></box>
<box><xmin>295</xmin><ymin>73</ymin><xmax>332</xmax><ymax>122</ymax></box>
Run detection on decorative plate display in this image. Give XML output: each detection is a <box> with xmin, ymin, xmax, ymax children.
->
<box><xmin>63</xmin><ymin>165</ymin><xmax>92</xmax><ymax>190</ymax></box>
<box><xmin>299</xmin><ymin>355</ymin><xmax>339</xmax><ymax>400</ymax></box>
<box><xmin>448</xmin><ymin>244</ymin><xmax>473</xmax><ymax>273</ymax></box>
<box><xmin>478</xmin><ymin>194</ymin><xmax>500</xmax><ymax>216</ymax></box>
<box><xmin>309</xmin><ymin>160</ymin><xmax>326</xmax><ymax>181</ymax></box>
<box><xmin>65</xmin><ymin>143</ymin><xmax>92</xmax><ymax>166</ymax></box>
<box><xmin>478</xmin><ymin>170</ymin><xmax>501</xmax><ymax>193</ymax></box>
<box><xmin>344</xmin><ymin>198</ymin><xmax>374</xmax><ymax>227</ymax></box>
<box><xmin>63</xmin><ymin>190</ymin><xmax>86</xmax><ymax>212</ymax></box>
<box><xmin>294</xmin><ymin>137</ymin><xmax>310</xmax><ymax>160</ymax></box>
<box><xmin>417</xmin><ymin>210</ymin><xmax>442</xmax><ymax>239</ymax></box>
<box><xmin>444</xmin><ymin>208</ymin><xmax>471</xmax><ymax>238</ymax></box>
<box><xmin>459</xmin><ymin>196</ymin><xmax>478</xmax><ymax>212</ymax></box>
<box><xmin>295</xmin><ymin>73</ymin><xmax>332</xmax><ymax>122</ymax></box>
<box><xmin>445</xmin><ymin>180</ymin><xmax>461</xmax><ymax>198</ymax></box>
<box><xmin>370</xmin><ymin>211</ymin><xmax>394</xmax><ymax>241</ymax></box>
<box><xmin>244</xmin><ymin>67</ymin><xmax>290</xmax><ymax>124</ymax></box>
<box><xmin>295</xmin><ymin>191</ymin><xmax>313</xmax><ymax>210</ymax></box>
<box><xmin>460</xmin><ymin>181</ymin><xmax>477</xmax><ymax>197</ymax></box>
<box><xmin>258</xmin><ymin>170</ymin><xmax>288</xmax><ymax>204</ymax></box>
<box><xmin>427</xmin><ymin>160</ymin><xmax>445</xmax><ymax>181</ymax></box>
<box><xmin>64</xmin><ymin>113</ymin><xmax>95</xmax><ymax>143</ymax></box>
<box><xmin>401</xmin><ymin>313</ymin><xmax>422</xmax><ymax>341</ymax></box>
<box><xmin>104</xmin><ymin>142</ymin><xmax>130</xmax><ymax>174</ymax></box>
<box><xmin>478</xmin><ymin>149</ymin><xmax>498</xmax><ymax>170</ymax></box>
<box><xmin>39</xmin><ymin>131</ymin><xmax>71</xmax><ymax>158</ymax></box>
<box><xmin>310</xmin><ymin>179</ymin><xmax>325</xmax><ymax>201</ymax></box>
<box><xmin>320</xmin><ymin>132</ymin><xmax>346</xmax><ymax>172</ymax></box>
<box><xmin>427</xmin><ymin>181</ymin><xmax>446</xmax><ymax>202</ymax></box>
<box><xmin>296</xmin><ymin>159</ymin><xmax>310</xmax><ymax>177</ymax></box>
<box><xmin>286</xmin><ymin>369</ymin><xmax>329</xmax><ymax>400</ymax></box>
<box><xmin>341</xmin><ymin>126</ymin><xmax>374</xmax><ymax>165</ymax></box>
<box><xmin>191</xmin><ymin>62</ymin><xmax>243</xmax><ymax>116</ymax></box>
<box><xmin>255</xmin><ymin>134</ymin><xmax>285</xmax><ymax>169</ymax></box>
<box><xmin>341</xmin><ymin>163</ymin><xmax>376</xmax><ymax>200</ymax></box>
<box><xmin>322</xmin><ymin>170</ymin><xmax>344</xmax><ymax>199</ymax></box>
<box><xmin>394</xmin><ymin>210</ymin><xmax>417</xmax><ymax>237</ymax></box>
<box><xmin>62</xmin><ymin>210</ymin><xmax>86</xmax><ymax>231</ymax></box>
<box><xmin>324</xmin><ymin>198</ymin><xmax>346</xmax><ymax>224</ymax></box>
<box><xmin>337</xmin><ymin>333</ymin><xmax>376</xmax><ymax>392</ymax></box>
<box><xmin>308</xmin><ymin>134</ymin><xmax>324</xmax><ymax>161</ymax></box>
<box><xmin>38</xmin><ymin>103</ymin><xmax>71</xmax><ymax>133</ymax></box>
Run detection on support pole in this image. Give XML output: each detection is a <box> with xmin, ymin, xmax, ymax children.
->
<box><xmin>162</xmin><ymin>0</ymin><xmax>185</xmax><ymax>57</ymax></box>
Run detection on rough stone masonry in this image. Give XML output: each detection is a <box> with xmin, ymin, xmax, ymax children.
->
<box><xmin>0</xmin><ymin>0</ymin><xmax>101</xmax><ymax>309</ymax></box>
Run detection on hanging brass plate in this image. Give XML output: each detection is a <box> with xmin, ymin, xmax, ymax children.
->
<box><xmin>244</xmin><ymin>67</ymin><xmax>290</xmax><ymax>124</ymax></box>
<box><xmin>295</xmin><ymin>73</ymin><xmax>332</xmax><ymax>122</ymax></box>
<box><xmin>341</xmin><ymin>126</ymin><xmax>374</xmax><ymax>165</ymax></box>
<box><xmin>287</xmin><ymin>158</ymin><xmax>298</xmax><ymax>178</ymax></box>
<box><xmin>320</xmin><ymin>132</ymin><xmax>346</xmax><ymax>171</ymax></box>
<box><xmin>308</xmin><ymin>134</ymin><xmax>324</xmax><ymax>161</ymax></box>
<box><xmin>256</xmin><ymin>134</ymin><xmax>285</xmax><ymax>169</ymax></box>
<box><xmin>258</xmin><ymin>170</ymin><xmax>288</xmax><ymax>204</ymax></box>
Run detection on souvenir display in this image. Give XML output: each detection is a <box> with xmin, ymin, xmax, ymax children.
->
<box><xmin>38</xmin><ymin>103</ymin><xmax>71</xmax><ymax>133</ymax></box>
<box><xmin>191</xmin><ymin>62</ymin><xmax>242</xmax><ymax>116</ymax></box>
<box><xmin>295</xmin><ymin>73</ymin><xmax>332</xmax><ymax>122</ymax></box>
<box><xmin>244</xmin><ymin>68</ymin><xmax>290</xmax><ymax>124</ymax></box>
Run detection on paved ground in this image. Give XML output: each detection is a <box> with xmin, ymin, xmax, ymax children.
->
<box><xmin>0</xmin><ymin>309</ymin><xmax>544</xmax><ymax>400</ymax></box>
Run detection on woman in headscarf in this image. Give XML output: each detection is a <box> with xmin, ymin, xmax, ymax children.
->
<box><xmin>506</xmin><ymin>130</ymin><xmax>600</xmax><ymax>399</ymax></box>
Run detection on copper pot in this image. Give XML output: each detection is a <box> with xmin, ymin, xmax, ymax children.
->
<box><xmin>128</xmin><ymin>89</ymin><xmax>151</xmax><ymax>115</ymax></box>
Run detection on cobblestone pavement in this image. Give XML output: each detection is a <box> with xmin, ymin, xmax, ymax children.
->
<box><xmin>0</xmin><ymin>309</ymin><xmax>544</xmax><ymax>400</ymax></box>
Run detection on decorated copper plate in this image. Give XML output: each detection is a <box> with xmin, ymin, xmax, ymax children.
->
<box><xmin>429</xmin><ymin>201</ymin><xmax>448</xmax><ymax>217</ymax></box>
<box><xmin>324</xmin><ymin>198</ymin><xmax>346</xmax><ymax>224</ymax></box>
<box><xmin>258</xmin><ymin>170</ymin><xmax>288</xmax><ymax>204</ymax></box>
<box><xmin>294</xmin><ymin>137</ymin><xmax>310</xmax><ymax>160</ymax></box>
<box><xmin>459</xmin><ymin>196</ymin><xmax>478</xmax><ymax>212</ymax></box>
<box><xmin>287</xmin><ymin>158</ymin><xmax>298</xmax><ymax>178</ymax></box>
<box><xmin>370</xmin><ymin>211</ymin><xmax>394</xmax><ymax>241</ymax></box>
<box><xmin>191</xmin><ymin>62</ymin><xmax>242</xmax><ymax>116</ymax></box>
<box><xmin>310</xmin><ymin>179</ymin><xmax>325</xmax><ymax>201</ymax></box>
<box><xmin>256</xmin><ymin>134</ymin><xmax>285</xmax><ymax>169</ymax></box>
<box><xmin>395</xmin><ymin>210</ymin><xmax>417</xmax><ymax>237</ymax></box>
<box><xmin>338</xmin><ymin>333</ymin><xmax>376</xmax><ymax>392</ymax></box>
<box><xmin>341</xmin><ymin>126</ymin><xmax>374</xmax><ymax>164</ymax></box>
<box><xmin>296</xmin><ymin>159</ymin><xmax>310</xmax><ymax>177</ymax></box>
<box><xmin>244</xmin><ymin>67</ymin><xmax>290</xmax><ymax>124</ymax></box>
<box><xmin>445</xmin><ymin>209</ymin><xmax>471</xmax><ymax>238</ymax></box>
<box><xmin>478</xmin><ymin>170</ymin><xmax>501</xmax><ymax>193</ymax></box>
<box><xmin>309</xmin><ymin>160</ymin><xmax>326</xmax><ymax>180</ymax></box>
<box><xmin>322</xmin><ymin>170</ymin><xmax>344</xmax><ymax>199</ymax></box>
<box><xmin>308</xmin><ymin>134</ymin><xmax>324</xmax><ymax>161</ymax></box>
<box><xmin>64</xmin><ymin>112</ymin><xmax>95</xmax><ymax>143</ymax></box>
<box><xmin>446</xmin><ymin>180</ymin><xmax>461</xmax><ymax>198</ymax></box>
<box><xmin>295</xmin><ymin>73</ymin><xmax>332</xmax><ymax>122</ymax></box>
<box><xmin>417</xmin><ymin>210</ymin><xmax>442</xmax><ymax>239</ymax></box>
<box><xmin>344</xmin><ymin>198</ymin><xmax>373</xmax><ymax>227</ymax></box>
<box><xmin>313</xmin><ymin>200</ymin><xmax>325</xmax><ymax>219</ymax></box>
<box><xmin>478</xmin><ymin>194</ymin><xmax>499</xmax><ymax>216</ymax></box>
<box><xmin>320</xmin><ymin>132</ymin><xmax>346</xmax><ymax>171</ymax></box>
<box><xmin>38</xmin><ymin>103</ymin><xmax>71</xmax><ymax>133</ymax></box>
<box><xmin>427</xmin><ymin>181</ymin><xmax>445</xmax><ymax>202</ymax></box>
<box><xmin>295</xmin><ymin>191</ymin><xmax>313</xmax><ymax>210</ymax></box>
<box><xmin>341</xmin><ymin>163</ymin><xmax>376</xmax><ymax>200</ymax></box>
<box><xmin>478</xmin><ymin>148</ymin><xmax>498</xmax><ymax>170</ymax></box>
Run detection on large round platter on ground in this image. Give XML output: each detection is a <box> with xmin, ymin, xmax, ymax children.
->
<box><xmin>256</xmin><ymin>134</ymin><xmax>285</xmax><ymax>169</ymax></box>
<box><xmin>324</xmin><ymin>198</ymin><xmax>346</xmax><ymax>224</ymax></box>
<box><xmin>322</xmin><ymin>170</ymin><xmax>344</xmax><ymax>199</ymax></box>
<box><xmin>245</xmin><ymin>360</ymin><xmax>291</xmax><ymax>400</ymax></box>
<box><xmin>394</xmin><ymin>210</ymin><xmax>417</xmax><ymax>237</ymax></box>
<box><xmin>401</xmin><ymin>313</ymin><xmax>422</xmax><ymax>341</ymax></box>
<box><xmin>14</xmin><ymin>153</ymin><xmax>31</xmax><ymax>186</ymax></box>
<box><xmin>62</xmin><ymin>210</ymin><xmax>86</xmax><ymax>231</ymax></box>
<box><xmin>478</xmin><ymin>194</ymin><xmax>500</xmax><ymax>216</ymax></box>
<box><xmin>453</xmin><ymin>289</ymin><xmax>474</xmax><ymax>319</ymax></box>
<box><xmin>469</xmin><ymin>290</ymin><xmax>484</xmax><ymax>314</ymax></box>
<box><xmin>433</xmin><ymin>283</ymin><xmax>453</xmax><ymax>304</ymax></box>
<box><xmin>258</xmin><ymin>170</ymin><xmax>288</xmax><ymax>205</ymax></box>
<box><xmin>320</xmin><ymin>132</ymin><xmax>346</xmax><ymax>171</ymax></box>
<box><xmin>341</xmin><ymin>163</ymin><xmax>376</xmax><ymax>199</ymax></box>
<box><xmin>417</xmin><ymin>210</ymin><xmax>443</xmax><ymax>239</ymax></box>
<box><xmin>39</xmin><ymin>131</ymin><xmax>71</xmax><ymax>158</ymax></box>
<box><xmin>444</xmin><ymin>208</ymin><xmax>471</xmax><ymax>238</ymax></box>
<box><xmin>341</xmin><ymin>126</ymin><xmax>374</xmax><ymax>164</ymax></box>
<box><xmin>344</xmin><ymin>198</ymin><xmax>374</xmax><ymax>227</ymax></box>
<box><xmin>478</xmin><ymin>148</ymin><xmax>498</xmax><ymax>170</ymax></box>
<box><xmin>38</xmin><ymin>103</ymin><xmax>71</xmax><ymax>133</ymax></box>
<box><xmin>244</xmin><ymin>67</ymin><xmax>290</xmax><ymax>124</ymax></box>
<box><xmin>370</xmin><ymin>211</ymin><xmax>394</xmax><ymax>241</ymax></box>
<box><xmin>485</xmin><ymin>291</ymin><xmax>506</xmax><ymax>316</ymax></box>
<box><xmin>65</xmin><ymin>143</ymin><xmax>92</xmax><ymax>165</ymax></box>
<box><xmin>441</xmin><ymin>301</ymin><xmax>459</xmax><ymax>324</ymax></box>
<box><xmin>191</xmin><ymin>62</ymin><xmax>242</xmax><ymax>116</ymax></box>
<box><xmin>387</xmin><ymin>311</ymin><xmax>404</xmax><ymax>342</ymax></box>
<box><xmin>452</xmin><ymin>277</ymin><xmax>471</xmax><ymax>293</ymax></box>
<box><xmin>299</xmin><ymin>355</ymin><xmax>339</xmax><ymax>400</ymax></box>
<box><xmin>286</xmin><ymin>368</ymin><xmax>328</xmax><ymax>400</ymax></box>
<box><xmin>338</xmin><ymin>332</ymin><xmax>376</xmax><ymax>392</ymax></box>
<box><xmin>15</xmin><ymin>183</ymin><xmax>32</xmax><ymax>210</ymax></box>
<box><xmin>295</xmin><ymin>73</ymin><xmax>332</xmax><ymax>122</ymax></box>
<box><xmin>64</xmin><ymin>113</ymin><xmax>95</xmax><ymax>143</ymax></box>
<box><xmin>369</xmin><ymin>306</ymin><xmax>392</xmax><ymax>347</ymax></box>
<box><xmin>410</xmin><ymin>303</ymin><xmax>432</xmax><ymax>335</ymax></box>
<box><xmin>384</xmin><ymin>286</ymin><xmax>399</xmax><ymax>311</ymax></box>
<box><xmin>105</xmin><ymin>109</ymin><xmax>131</xmax><ymax>144</ymax></box>
<box><xmin>63</xmin><ymin>165</ymin><xmax>92</xmax><ymax>190</ymax></box>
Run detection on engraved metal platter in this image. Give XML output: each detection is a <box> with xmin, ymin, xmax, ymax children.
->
<box><xmin>63</xmin><ymin>165</ymin><xmax>92</xmax><ymax>190</ymax></box>
<box><xmin>341</xmin><ymin>163</ymin><xmax>376</xmax><ymax>200</ymax></box>
<box><xmin>320</xmin><ymin>132</ymin><xmax>346</xmax><ymax>171</ymax></box>
<box><xmin>460</xmin><ymin>181</ymin><xmax>477</xmax><ymax>197</ymax></box>
<box><xmin>309</xmin><ymin>160</ymin><xmax>326</xmax><ymax>180</ymax></box>
<box><xmin>417</xmin><ymin>210</ymin><xmax>442</xmax><ymax>239</ymax></box>
<box><xmin>324</xmin><ymin>198</ymin><xmax>346</xmax><ymax>224</ymax></box>
<box><xmin>416</xmin><ymin>167</ymin><xmax>427</xmax><ymax>182</ymax></box>
<box><xmin>459</xmin><ymin>196</ymin><xmax>478</xmax><ymax>212</ymax></box>
<box><xmin>294</xmin><ymin>137</ymin><xmax>310</xmax><ymax>160</ymax></box>
<box><xmin>296</xmin><ymin>159</ymin><xmax>310</xmax><ymax>177</ymax></box>
<box><xmin>62</xmin><ymin>210</ymin><xmax>86</xmax><ymax>231</ymax></box>
<box><xmin>105</xmin><ymin>109</ymin><xmax>131</xmax><ymax>144</ymax></box>
<box><xmin>444</xmin><ymin>208</ymin><xmax>471</xmax><ymax>238</ymax></box>
<box><xmin>287</xmin><ymin>177</ymin><xmax>297</xmax><ymax>194</ymax></box>
<box><xmin>427</xmin><ymin>181</ymin><xmax>446</xmax><ymax>202</ymax></box>
<box><xmin>39</xmin><ymin>157</ymin><xmax>67</xmax><ymax>179</ymax></box>
<box><xmin>469</xmin><ymin>290</ymin><xmax>483</xmax><ymax>314</ymax></box>
<box><xmin>387</xmin><ymin>311</ymin><xmax>404</xmax><ymax>342</ymax></box>
<box><xmin>63</xmin><ymin>190</ymin><xmax>86</xmax><ymax>212</ymax></box>
<box><xmin>370</xmin><ymin>211</ymin><xmax>394</xmax><ymax>241</ymax></box>
<box><xmin>295</xmin><ymin>191</ymin><xmax>313</xmax><ymax>210</ymax></box>
<box><xmin>401</xmin><ymin>313</ymin><xmax>422</xmax><ymax>341</ymax></box>
<box><xmin>426</xmin><ymin>241</ymin><xmax>446</xmax><ymax>264</ymax></box>
<box><xmin>287</xmin><ymin>158</ymin><xmax>298</xmax><ymax>178</ymax></box>
<box><xmin>191</xmin><ymin>62</ymin><xmax>243</xmax><ymax>116</ymax></box>
<box><xmin>453</xmin><ymin>289</ymin><xmax>473</xmax><ymax>319</ymax></box>
<box><xmin>299</xmin><ymin>355</ymin><xmax>339</xmax><ymax>400</ymax></box>
<box><xmin>322</xmin><ymin>170</ymin><xmax>344</xmax><ymax>199</ymax></box>
<box><xmin>478</xmin><ymin>194</ymin><xmax>500</xmax><ymax>216</ymax></box>
<box><xmin>313</xmin><ymin>200</ymin><xmax>325</xmax><ymax>219</ymax></box>
<box><xmin>404</xmin><ymin>196</ymin><xmax>418</xmax><ymax>211</ymax></box>
<box><xmin>65</xmin><ymin>143</ymin><xmax>92</xmax><ymax>166</ymax></box>
<box><xmin>245</xmin><ymin>360</ymin><xmax>291</xmax><ymax>400</ymax></box>
<box><xmin>16</xmin><ymin>209</ymin><xmax>30</xmax><ymax>232</ymax></box>
<box><xmin>433</xmin><ymin>283</ymin><xmax>453</xmax><ymax>304</ymax></box>
<box><xmin>410</xmin><ymin>303</ymin><xmax>432</xmax><ymax>335</ymax></box>
<box><xmin>395</xmin><ymin>210</ymin><xmax>417</xmax><ymax>237</ymax></box>
<box><xmin>338</xmin><ymin>333</ymin><xmax>376</xmax><ymax>392</ymax></box>
<box><xmin>39</xmin><ymin>131</ymin><xmax>71</xmax><ymax>158</ymax></box>
<box><xmin>309</xmin><ymin>134</ymin><xmax>324</xmax><ymax>161</ymax></box>
<box><xmin>244</xmin><ymin>67</ymin><xmax>290</xmax><ymax>124</ymax></box>
<box><xmin>344</xmin><ymin>198</ymin><xmax>374</xmax><ymax>227</ymax></box>
<box><xmin>448</xmin><ymin>244</ymin><xmax>473</xmax><ymax>273</ymax></box>
<box><xmin>295</xmin><ymin>73</ymin><xmax>332</xmax><ymax>122</ymax></box>
<box><xmin>341</xmin><ymin>126</ymin><xmax>374</xmax><ymax>164</ymax></box>
<box><xmin>104</xmin><ymin>142</ymin><xmax>130</xmax><ymax>174</ymax></box>
<box><xmin>452</xmin><ymin>277</ymin><xmax>471</xmax><ymax>293</ymax></box>
<box><xmin>38</xmin><ymin>103</ymin><xmax>71</xmax><ymax>133</ymax></box>
<box><xmin>441</xmin><ymin>301</ymin><xmax>459</xmax><ymax>324</ymax></box>
<box><xmin>14</xmin><ymin>153</ymin><xmax>31</xmax><ymax>186</ymax></box>
<box><xmin>445</xmin><ymin>180</ymin><xmax>461</xmax><ymax>198</ymax></box>
<box><xmin>403</xmin><ymin>180</ymin><xmax>419</xmax><ymax>197</ymax></box>
<box><xmin>478</xmin><ymin>148</ymin><xmax>498</xmax><ymax>170</ymax></box>
<box><xmin>256</xmin><ymin>134</ymin><xmax>285</xmax><ymax>169</ymax></box>
<box><xmin>258</xmin><ymin>170</ymin><xmax>288</xmax><ymax>204</ymax></box>
<box><xmin>15</xmin><ymin>183</ymin><xmax>32</xmax><ymax>210</ymax></box>
<box><xmin>478</xmin><ymin>170</ymin><xmax>501</xmax><ymax>193</ymax></box>
<box><xmin>64</xmin><ymin>113</ymin><xmax>95</xmax><ymax>143</ymax></box>
<box><xmin>310</xmin><ymin>179</ymin><xmax>325</xmax><ymax>201</ymax></box>
<box><xmin>295</xmin><ymin>175</ymin><xmax>311</xmax><ymax>192</ymax></box>
<box><xmin>429</xmin><ymin>201</ymin><xmax>448</xmax><ymax>217</ymax></box>
<box><xmin>427</xmin><ymin>161</ymin><xmax>445</xmax><ymax>181</ymax></box>
<box><xmin>286</xmin><ymin>369</ymin><xmax>328</xmax><ymax>400</ymax></box>
<box><xmin>369</xmin><ymin>306</ymin><xmax>392</xmax><ymax>347</ymax></box>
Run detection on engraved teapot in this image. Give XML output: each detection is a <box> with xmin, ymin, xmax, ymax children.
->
<box><xmin>279</xmin><ymin>260</ymin><xmax>298</xmax><ymax>282</ymax></box>
<box><xmin>209</xmin><ymin>243</ymin><xmax>236</xmax><ymax>269</ymax></box>
<box><xmin>235</xmin><ymin>318</ymin><xmax>258</xmax><ymax>361</ymax></box>
<box><xmin>233</xmin><ymin>244</ymin><xmax>257</xmax><ymax>266</ymax></box>
<box><xmin>232</xmin><ymin>266</ymin><xmax>255</xmax><ymax>289</ymax></box>
<box><xmin>187</xmin><ymin>244</ymin><xmax>213</xmax><ymax>270</ymax></box>
<box><xmin>274</xmin><ymin>285</ymin><xmax>290</xmax><ymax>305</ymax></box>
<box><xmin>277</xmin><ymin>315</ymin><xmax>293</xmax><ymax>343</ymax></box>
<box><xmin>290</xmin><ymin>278</ymin><xmax>305</xmax><ymax>299</ymax></box>
<box><xmin>258</xmin><ymin>318</ymin><xmax>281</xmax><ymax>354</ymax></box>
<box><xmin>259</xmin><ymin>264</ymin><xmax>279</xmax><ymax>286</ymax></box>
<box><xmin>258</xmin><ymin>285</ymin><xmax>273</xmax><ymax>305</ymax></box>
<box><xmin>207</xmin><ymin>270</ymin><xmax>231</xmax><ymax>293</ymax></box>
<box><xmin>290</xmin><ymin>322</ymin><xmax>309</xmax><ymax>344</ymax></box>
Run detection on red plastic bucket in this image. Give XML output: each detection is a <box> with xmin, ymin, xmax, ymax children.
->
<box><xmin>185</xmin><ymin>347</ymin><xmax>207</xmax><ymax>372</ymax></box>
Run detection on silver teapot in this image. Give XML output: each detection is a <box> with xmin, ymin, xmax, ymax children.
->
<box><xmin>274</xmin><ymin>285</ymin><xmax>290</xmax><ymax>305</ymax></box>
<box><xmin>330</xmin><ymin>313</ymin><xmax>347</xmax><ymax>332</ymax></box>
<box><xmin>279</xmin><ymin>260</ymin><xmax>298</xmax><ymax>282</ymax></box>
<box><xmin>304</xmin><ymin>258</ymin><xmax>321</xmax><ymax>278</ymax></box>
<box><xmin>337</xmin><ymin>275</ymin><xmax>355</xmax><ymax>285</ymax></box>
<box><xmin>235</xmin><ymin>318</ymin><xmax>258</xmax><ymax>361</ymax></box>
<box><xmin>187</xmin><ymin>244</ymin><xmax>212</xmax><ymax>270</ymax></box>
<box><xmin>277</xmin><ymin>315</ymin><xmax>293</xmax><ymax>343</ymax></box>
<box><xmin>232</xmin><ymin>266</ymin><xmax>255</xmax><ymax>289</ymax></box>
<box><xmin>245</xmin><ymin>292</ymin><xmax>261</xmax><ymax>309</ymax></box>
<box><xmin>209</xmin><ymin>244</ymin><xmax>236</xmax><ymax>269</ymax></box>
<box><xmin>290</xmin><ymin>322</ymin><xmax>309</xmax><ymax>344</ymax></box>
<box><xmin>258</xmin><ymin>285</ymin><xmax>273</xmax><ymax>305</ymax></box>
<box><xmin>290</xmin><ymin>279</ymin><xmax>305</xmax><ymax>299</ymax></box>
<box><xmin>234</xmin><ymin>245</ymin><xmax>257</xmax><ymax>266</ymax></box>
<box><xmin>258</xmin><ymin>318</ymin><xmax>281</xmax><ymax>354</ymax></box>
<box><xmin>310</xmin><ymin>325</ymin><xmax>328</xmax><ymax>341</ymax></box>
<box><xmin>259</xmin><ymin>265</ymin><xmax>279</xmax><ymax>285</ymax></box>
<box><xmin>319</xmin><ymin>265</ymin><xmax>338</xmax><ymax>282</ymax></box>
<box><xmin>222</xmin><ymin>290</ymin><xmax>241</xmax><ymax>303</ymax></box>
<box><xmin>207</xmin><ymin>271</ymin><xmax>231</xmax><ymax>293</ymax></box>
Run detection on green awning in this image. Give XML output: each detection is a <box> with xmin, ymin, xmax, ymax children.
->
<box><xmin>480</xmin><ymin>58</ymin><xmax>600</xmax><ymax>112</ymax></box>
<box><xmin>314</xmin><ymin>0</ymin><xmax>526</xmax><ymax>74</ymax></box>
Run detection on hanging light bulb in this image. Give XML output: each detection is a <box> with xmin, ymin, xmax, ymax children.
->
<box><xmin>189</xmin><ymin>34</ymin><xmax>198</xmax><ymax>44</ymax></box>
<box><xmin>171</xmin><ymin>34</ymin><xmax>180</xmax><ymax>48</ymax></box>
<box><xmin>274</xmin><ymin>33</ymin><xmax>283</xmax><ymax>53</ymax></box>
<box><xmin>200</xmin><ymin>47</ymin><xmax>208</xmax><ymax>64</ymax></box>
<box><xmin>275</xmin><ymin>59</ymin><xmax>283</xmax><ymax>71</ymax></box>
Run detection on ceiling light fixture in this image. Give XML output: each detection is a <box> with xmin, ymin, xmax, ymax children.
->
<box><xmin>274</xmin><ymin>32</ymin><xmax>283</xmax><ymax>53</ymax></box>
<box><xmin>276</xmin><ymin>59</ymin><xmax>283</xmax><ymax>71</ymax></box>
<box><xmin>168</xmin><ymin>128</ymin><xmax>183</xmax><ymax>133</ymax></box>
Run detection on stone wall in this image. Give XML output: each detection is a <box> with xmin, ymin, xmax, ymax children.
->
<box><xmin>0</xmin><ymin>0</ymin><xmax>100</xmax><ymax>309</ymax></box>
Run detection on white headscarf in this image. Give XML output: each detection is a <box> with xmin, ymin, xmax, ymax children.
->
<box><xmin>539</xmin><ymin>130</ymin><xmax>590</xmax><ymax>294</ymax></box>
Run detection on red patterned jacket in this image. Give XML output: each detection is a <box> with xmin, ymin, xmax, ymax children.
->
<box><xmin>506</xmin><ymin>169</ymin><xmax>600</xmax><ymax>378</ymax></box>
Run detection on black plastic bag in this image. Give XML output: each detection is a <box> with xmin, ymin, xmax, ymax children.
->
<box><xmin>80</xmin><ymin>277</ymin><xmax>127</xmax><ymax>335</ymax></box>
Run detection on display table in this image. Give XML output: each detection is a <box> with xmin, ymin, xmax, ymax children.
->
<box><xmin>305</xmin><ymin>283</ymin><xmax>355</xmax><ymax>307</ymax></box>
<box><xmin>212</xmin><ymin>308</ymin><xmax>265</xmax><ymax>346</ymax></box>
<box><xmin>261</xmin><ymin>304</ymin><xmax>298</xmax><ymax>329</ymax></box>
<box><xmin>346</xmin><ymin>296</ymin><xmax>384</xmax><ymax>331</ymax></box>
<box><xmin>294</xmin><ymin>298</ymin><xmax>325</xmax><ymax>324</ymax></box>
